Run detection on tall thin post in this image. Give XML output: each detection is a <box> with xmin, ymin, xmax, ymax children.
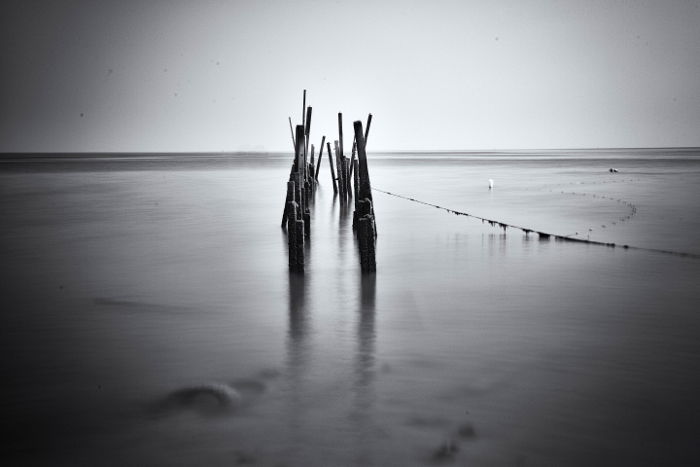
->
<box><xmin>338</xmin><ymin>113</ymin><xmax>344</xmax><ymax>158</ymax></box>
<box><xmin>327</xmin><ymin>141</ymin><xmax>337</xmax><ymax>193</ymax></box>
<box><xmin>288</xmin><ymin>117</ymin><xmax>296</xmax><ymax>151</ymax></box>
<box><xmin>349</xmin><ymin>113</ymin><xmax>371</xmax><ymax>178</ymax></box>
<box><xmin>301</xmin><ymin>90</ymin><xmax>306</xmax><ymax>132</ymax></box>
<box><xmin>315</xmin><ymin>136</ymin><xmax>325</xmax><ymax>180</ymax></box>
<box><xmin>364</xmin><ymin>113</ymin><xmax>372</xmax><ymax>144</ymax></box>
<box><xmin>304</xmin><ymin>106</ymin><xmax>312</xmax><ymax>180</ymax></box>
<box><xmin>354</xmin><ymin>121</ymin><xmax>372</xmax><ymax>201</ymax></box>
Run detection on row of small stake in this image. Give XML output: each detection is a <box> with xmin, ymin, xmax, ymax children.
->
<box><xmin>281</xmin><ymin>90</ymin><xmax>378</xmax><ymax>273</ymax></box>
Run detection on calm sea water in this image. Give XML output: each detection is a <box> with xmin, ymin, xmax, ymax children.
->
<box><xmin>2</xmin><ymin>150</ymin><xmax>700</xmax><ymax>466</ymax></box>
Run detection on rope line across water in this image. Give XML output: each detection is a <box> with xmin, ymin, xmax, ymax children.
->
<box><xmin>372</xmin><ymin>187</ymin><xmax>700</xmax><ymax>259</ymax></box>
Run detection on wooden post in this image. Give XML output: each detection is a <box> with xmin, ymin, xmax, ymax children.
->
<box><xmin>327</xmin><ymin>141</ymin><xmax>337</xmax><ymax>193</ymax></box>
<box><xmin>338</xmin><ymin>156</ymin><xmax>346</xmax><ymax>200</ymax></box>
<box><xmin>349</xmin><ymin>140</ymin><xmax>357</xmax><ymax>179</ymax></box>
<box><xmin>294</xmin><ymin>214</ymin><xmax>305</xmax><ymax>273</ymax></box>
<box><xmin>288</xmin><ymin>117</ymin><xmax>296</xmax><ymax>151</ymax></box>
<box><xmin>349</xmin><ymin>113</ymin><xmax>371</xmax><ymax>179</ymax></box>
<box><xmin>309</xmin><ymin>144</ymin><xmax>315</xmax><ymax>185</ymax></box>
<box><xmin>281</xmin><ymin>162</ymin><xmax>293</xmax><ymax>228</ymax></box>
<box><xmin>315</xmin><ymin>136</ymin><xmax>325</xmax><ymax>180</ymax></box>
<box><xmin>353</xmin><ymin>121</ymin><xmax>372</xmax><ymax>201</ymax></box>
<box><xmin>364</xmin><ymin>113</ymin><xmax>372</xmax><ymax>144</ymax></box>
<box><xmin>338</xmin><ymin>113</ymin><xmax>344</xmax><ymax>159</ymax></box>
<box><xmin>357</xmin><ymin>214</ymin><xmax>376</xmax><ymax>272</ymax></box>
<box><xmin>353</xmin><ymin>120</ymin><xmax>377</xmax><ymax>272</ymax></box>
<box><xmin>282</xmin><ymin>122</ymin><xmax>308</xmax><ymax>229</ymax></box>
<box><xmin>346</xmin><ymin>158</ymin><xmax>352</xmax><ymax>197</ymax></box>
<box><xmin>352</xmin><ymin>159</ymin><xmax>359</xmax><ymax>229</ymax></box>
<box><xmin>334</xmin><ymin>140</ymin><xmax>343</xmax><ymax>197</ymax></box>
<box><xmin>287</xmin><ymin>196</ymin><xmax>297</xmax><ymax>268</ymax></box>
<box><xmin>295</xmin><ymin>125</ymin><xmax>305</xmax><ymax>213</ymax></box>
<box><xmin>304</xmin><ymin>106</ymin><xmax>312</xmax><ymax>181</ymax></box>
<box><xmin>304</xmin><ymin>209</ymin><xmax>311</xmax><ymax>238</ymax></box>
<box><xmin>301</xmin><ymin>90</ymin><xmax>306</xmax><ymax>133</ymax></box>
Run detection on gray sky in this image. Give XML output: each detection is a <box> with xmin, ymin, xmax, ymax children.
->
<box><xmin>1</xmin><ymin>0</ymin><xmax>699</xmax><ymax>152</ymax></box>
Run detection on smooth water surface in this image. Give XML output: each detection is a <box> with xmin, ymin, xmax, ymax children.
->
<box><xmin>2</xmin><ymin>150</ymin><xmax>700</xmax><ymax>466</ymax></box>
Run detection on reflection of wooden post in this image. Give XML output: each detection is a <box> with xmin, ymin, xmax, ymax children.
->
<box><xmin>315</xmin><ymin>136</ymin><xmax>325</xmax><ymax>180</ymax></box>
<box><xmin>327</xmin><ymin>141</ymin><xmax>337</xmax><ymax>193</ymax></box>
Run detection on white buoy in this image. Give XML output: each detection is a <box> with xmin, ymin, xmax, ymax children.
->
<box><xmin>488</xmin><ymin>179</ymin><xmax>494</xmax><ymax>189</ymax></box>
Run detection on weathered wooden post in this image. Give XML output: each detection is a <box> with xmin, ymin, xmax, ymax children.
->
<box><xmin>354</xmin><ymin>121</ymin><xmax>373</xmax><ymax>202</ymax></box>
<box><xmin>287</xmin><ymin>182</ymin><xmax>299</xmax><ymax>270</ymax></box>
<box><xmin>357</xmin><ymin>215</ymin><xmax>376</xmax><ymax>272</ymax></box>
<box><xmin>327</xmin><ymin>141</ymin><xmax>337</xmax><ymax>193</ymax></box>
<box><xmin>352</xmin><ymin>159</ymin><xmax>360</xmax><ymax>229</ymax></box>
<box><xmin>315</xmin><ymin>136</ymin><xmax>325</xmax><ymax>180</ymax></box>
<box><xmin>353</xmin><ymin>120</ymin><xmax>376</xmax><ymax>272</ymax></box>
<box><xmin>288</xmin><ymin>117</ymin><xmax>296</xmax><ymax>150</ymax></box>
<box><xmin>284</xmin><ymin>122</ymin><xmax>308</xmax><ymax>273</ymax></box>
<box><xmin>334</xmin><ymin>140</ymin><xmax>344</xmax><ymax>199</ymax></box>
<box><xmin>309</xmin><ymin>144</ymin><xmax>315</xmax><ymax>189</ymax></box>
<box><xmin>338</xmin><ymin>112</ymin><xmax>344</xmax><ymax>159</ymax></box>
<box><xmin>304</xmin><ymin>106</ymin><xmax>312</xmax><ymax>178</ymax></box>
<box><xmin>303</xmin><ymin>106</ymin><xmax>313</xmax><ymax>200</ymax></box>
<box><xmin>301</xmin><ymin>90</ymin><xmax>306</xmax><ymax>133</ymax></box>
<box><xmin>349</xmin><ymin>113</ymin><xmax>371</xmax><ymax>179</ymax></box>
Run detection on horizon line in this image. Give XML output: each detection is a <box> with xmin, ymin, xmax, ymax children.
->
<box><xmin>1</xmin><ymin>146</ymin><xmax>700</xmax><ymax>156</ymax></box>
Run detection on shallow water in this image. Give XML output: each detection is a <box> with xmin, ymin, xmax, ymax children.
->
<box><xmin>2</xmin><ymin>150</ymin><xmax>700</xmax><ymax>465</ymax></box>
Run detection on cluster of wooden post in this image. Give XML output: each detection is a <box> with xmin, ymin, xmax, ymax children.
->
<box><xmin>282</xmin><ymin>90</ymin><xmax>319</xmax><ymax>273</ymax></box>
<box><xmin>281</xmin><ymin>90</ymin><xmax>377</xmax><ymax>274</ymax></box>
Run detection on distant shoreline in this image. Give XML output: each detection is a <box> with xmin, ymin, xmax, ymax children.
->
<box><xmin>1</xmin><ymin>147</ymin><xmax>699</xmax><ymax>160</ymax></box>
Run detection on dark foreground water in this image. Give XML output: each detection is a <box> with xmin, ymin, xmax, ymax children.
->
<box><xmin>2</xmin><ymin>150</ymin><xmax>700</xmax><ymax>466</ymax></box>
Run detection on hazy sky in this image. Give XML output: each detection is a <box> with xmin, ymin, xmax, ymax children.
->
<box><xmin>1</xmin><ymin>0</ymin><xmax>699</xmax><ymax>152</ymax></box>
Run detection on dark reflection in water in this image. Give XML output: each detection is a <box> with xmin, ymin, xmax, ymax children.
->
<box><xmin>287</xmin><ymin>272</ymin><xmax>308</xmax><ymax>345</ymax></box>
<box><xmin>486</xmin><ymin>232</ymin><xmax>508</xmax><ymax>256</ymax></box>
<box><xmin>353</xmin><ymin>273</ymin><xmax>377</xmax><ymax>464</ymax></box>
<box><xmin>286</xmin><ymin>271</ymin><xmax>309</xmax><ymax>439</ymax></box>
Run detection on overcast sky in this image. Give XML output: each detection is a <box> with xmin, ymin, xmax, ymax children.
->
<box><xmin>1</xmin><ymin>0</ymin><xmax>699</xmax><ymax>152</ymax></box>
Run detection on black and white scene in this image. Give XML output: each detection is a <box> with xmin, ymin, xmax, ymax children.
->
<box><xmin>2</xmin><ymin>1</ymin><xmax>700</xmax><ymax>465</ymax></box>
